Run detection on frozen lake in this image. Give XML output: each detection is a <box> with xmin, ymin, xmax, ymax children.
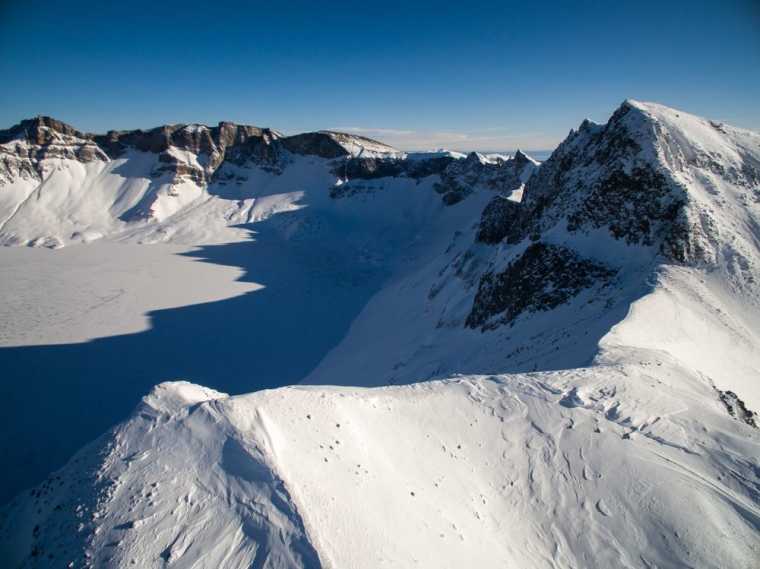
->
<box><xmin>0</xmin><ymin>236</ymin><xmax>385</xmax><ymax>504</ymax></box>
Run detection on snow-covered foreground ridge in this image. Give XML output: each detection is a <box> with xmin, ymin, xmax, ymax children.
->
<box><xmin>2</xmin><ymin>365</ymin><xmax>760</xmax><ymax>569</ymax></box>
<box><xmin>2</xmin><ymin>100</ymin><xmax>760</xmax><ymax>568</ymax></box>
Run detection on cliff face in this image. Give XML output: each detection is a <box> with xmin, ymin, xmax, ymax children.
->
<box><xmin>0</xmin><ymin>116</ymin><xmax>538</xmax><ymax>246</ymax></box>
<box><xmin>464</xmin><ymin>100</ymin><xmax>760</xmax><ymax>333</ymax></box>
<box><xmin>0</xmin><ymin>117</ymin><xmax>108</xmax><ymax>184</ymax></box>
<box><xmin>0</xmin><ymin>117</ymin><xmax>398</xmax><ymax>188</ymax></box>
<box><xmin>485</xmin><ymin>100</ymin><xmax>760</xmax><ymax>266</ymax></box>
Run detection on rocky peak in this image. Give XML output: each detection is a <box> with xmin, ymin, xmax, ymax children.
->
<box><xmin>463</xmin><ymin>151</ymin><xmax>487</xmax><ymax>165</ymax></box>
<box><xmin>0</xmin><ymin>116</ymin><xmax>87</xmax><ymax>145</ymax></box>
<box><xmin>474</xmin><ymin>98</ymin><xmax>760</xmax><ymax>275</ymax></box>
<box><xmin>0</xmin><ymin>116</ymin><xmax>108</xmax><ymax>183</ymax></box>
<box><xmin>464</xmin><ymin>100</ymin><xmax>760</xmax><ymax>334</ymax></box>
<box><xmin>488</xmin><ymin>100</ymin><xmax>680</xmax><ymax>248</ymax></box>
<box><xmin>434</xmin><ymin>151</ymin><xmax>537</xmax><ymax>205</ymax></box>
<box><xmin>512</xmin><ymin>149</ymin><xmax>531</xmax><ymax>168</ymax></box>
<box><xmin>281</xmin><ymin>131</ymin><xmax>398</xmax><ymax>159</ymax></box>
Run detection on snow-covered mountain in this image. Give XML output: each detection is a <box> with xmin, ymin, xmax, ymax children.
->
<box><xmin>1</xmin><ymin>101</ymin><xmax>760</xmax><ymax>568</ymax></box>
<box><xmin>0</xmin><ymin>117</ymin><xmax>534</xmax><ymax>248</ymax></box>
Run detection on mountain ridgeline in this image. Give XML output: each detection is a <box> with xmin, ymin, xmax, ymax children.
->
<box><xmin>1</xmin><ymin>100</ymin><xmax>760</xmax><ymax>568</ymax></box>
<box><xmin>0</xmin><ymin>115</ymin><xmax>536</xmax><ymax>242</ymax></box>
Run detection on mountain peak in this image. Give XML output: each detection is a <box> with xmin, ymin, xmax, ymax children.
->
<box><xmin>0</xmin><ymin>115</ymin><xmax>87</xmax><ymax>144</ymax></box>
<box><xmin>282</xmin><ymin>130</ymin><xmax>399</xmax><ymax>158</ymax></box>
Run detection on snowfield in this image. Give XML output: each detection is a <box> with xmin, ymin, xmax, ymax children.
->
<box><xmin>1</xmin><ymin>101</ymin><xmax>759</xmax><ymax>568</ymax></box>
<box><xmin>0</xmin><ymin>243</ymin><xmax>258</xmax><ymax>346</ymax></box>
<box><xmin>2</xmin><ymin>362</ymin><xmax>758</xmax><ymax>568</ymax></box>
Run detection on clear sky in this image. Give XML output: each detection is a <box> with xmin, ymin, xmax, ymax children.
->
<box><xmin>1</xmin><ymin>0</ymin><xmax>758</xmax><ymax>151</ymax></box>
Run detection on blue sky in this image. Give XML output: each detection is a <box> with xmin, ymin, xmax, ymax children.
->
<box><xmin>1</xmin><ymin>0</ymin><xmax>758</xmax><ymax>151</ymax></box>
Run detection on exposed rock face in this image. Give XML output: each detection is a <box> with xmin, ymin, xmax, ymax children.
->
<box><xmin>336</xmin><ymin>154</ymin><xmax>457</xmax><ymax>183</ymax></box>
<box><xmin>466</xmin><ymin>242</ymin><xmax>616</xmax><ymax>329</ymax></box>
<box><xmin>0</xmin><ymin>116</ymin><xmax>87</xmax><ymax>145</ymax></box>
<box><xmin>511</xmin><ymin>149</ymin><xmax>534</xmax><ymax>172</ymax></box>
<box><xmin>340</xmin><ymin>157</ymin><xmax>406</xmax><ymax>180</ymax></box>
<box><xmin>499</xmin><ymin>103</ymin><xmax>690</xmax><ymax>251</ymax></box>
<box><xmin>333</xmin><ymin>151</ymin><xmax>536</xmax><ymax>205</ymax></box>
<box><xmin>719</xmin><ymin>390</ymin><xmax>758</xmax><ymax>428</ymax></box>
<box><xmin>280</xmin><ymin>132</ymin><xmax>351</xmax><ymax>159</ymax></box>
<box><xmin>94</xmin><ymin>124</ymin><xmax>284</xmax><ymax>185</ymax></box>
<box><xmin>281</xmin><ymin>131</ymin><xmax>397</xmax><ymax>159</ymax></box>
<box><xmin>0</xmin><ymin>116</ymin><xmax>405</xmax><ymax>192</ymax></box>
<box><xmin>0</xmin><ymin>117</ymin><xmax>108</xmax><ymax>184</ymax></box>
<box><xmin>471</xmin><ymin>99</ymin><xmax>760</xmax><ymax>270</ymax></box>
<box><xmin>476</xmin><ymin>195</ymin><xmax>521</xmax><ymax>244</ymax></box>
<box><xmin>466</xmin><ymin>99</ymin><xmax>760</xmax><ymax>336</ymax></box>
<box><xmin>94</xmin><ymin>123</ymin><xmax>278</xmax><ymax>157</ymax></box>
<box><xmin>433</xmin><ymin>152</ymin><xmax>527</xmax><ymax>205</ymax></box>
<box><xmin>465</xmin><ymin>101</ymin><xmax>688</xmax><ymax>332</ymax></box>
<box><xmin>565</xmin><ymin>166</ymin><xmax>681</xmax><ymax>244</ymax></box>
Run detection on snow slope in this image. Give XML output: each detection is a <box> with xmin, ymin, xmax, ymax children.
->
<box><xmin>305</xmin><ymin>100</ymin><xmax>760</xmax><ymax>410</ymax></box>
<box><xmin>0</xmin><ymin>117</ymin><xmax>529</xmax><ymax>249</ymax></box>
<box><xmin>0</xmin><ymin>117</ymin><xmax>538</xmax><ymax>506</ymax></box>
<box><xmin>1</xmin><ymin>101</ymin><xmax>760</xmax><ymax>568</ymax></box>
<box><xmin>1</xmin><ymin>360</ymin><xmax>758</xmax><ymax>569</ymax></box>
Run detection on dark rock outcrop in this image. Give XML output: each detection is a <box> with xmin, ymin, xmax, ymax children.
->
<box><xmin>281</xmin><ymin>131</ymin><xmax>396</xmax><ymax>159</ymax></box>
<box><xmin>280</xmin><ymin>132</ymin><xmax>350</xmax><ymax>159</ymax></box>
<box><xmin>331</xmin><ymin>150</ymin><xmax>536</xmax><ymax>204</ymax></box>
<box><xmin>466</xmin><ymin>242</ymin><xmax>616</xmax><ymax>329</ymax></box>
<box><xmin>0</xmin><ymin>116</ymin><xmax>87</xmax><ymax>145</ymax></box>
<box><xmin>336</xmin><ymin>154</ymin><xmax>456</xmax><ymax>183</ymax></box>
<box><xmin>0</xmin><ymin>116</ymin><xmax>398</xmax><ymax>187</ymax></box>
<box><xmin>0</xmin><ymin>116</ymin><xmax>108</xmax><ymax>183</ymax></box>
<box><xmin>474</xmin><ymin>101</ymin><xmax>696</xmax><ymax>262</ymax></box>
<box><xmin>434</xmin><ymin>152</ymin><xmax>524</xmax><ymax>205</ymax></box>
<box><xmin>476</xmin><ymin>196</ymin><xmax>521</xmax><ymax>244</ymax></box>
<box><xmin>719</xmin><ymin>390</ymin><xmax>757</xmax><ymax>428</ymax></box>
<box><xmin>93</xmin><ymin>123</ymin><xmax>283</xmax><ymax>184</ymax></box>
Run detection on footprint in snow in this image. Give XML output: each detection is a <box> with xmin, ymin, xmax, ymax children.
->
<box><xmin>596</xmin><ymin>499</ymin><xmax>611</xmax><ymax>517</ymax></box>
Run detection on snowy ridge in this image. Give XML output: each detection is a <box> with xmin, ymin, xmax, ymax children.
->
<box><xmin>304</xmin><ymin>99</ymin><xmax>760</xmax><ymax>406</ymax></box>
<box><xmin>2</xmin><ymin>361</ymin><xmax>758</xmax><ymax>568</ymax></box>
<box><xmin>0</xmin><ymin>118</ymin><xmax>534</xmax><ymax>248</ymax></box>
<box><xmin>2</xmin><ymin>101</ymin><xmax>760</xmax><ymax>568</ymax></box>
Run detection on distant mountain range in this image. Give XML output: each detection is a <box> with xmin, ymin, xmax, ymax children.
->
<box><xmin>0</xmin><ymin>116</ymin><xmax>537</xmax><ymax>248</ymax></box>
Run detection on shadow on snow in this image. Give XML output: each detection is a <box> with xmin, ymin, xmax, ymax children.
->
<box><xmin>0</xmin><ymin>205</ymin><xmax>389</xmax><ymax>504</ymax></box>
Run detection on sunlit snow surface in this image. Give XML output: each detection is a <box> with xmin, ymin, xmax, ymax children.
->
<box><xmin>0</xmin><ymin>154</ymin><xmax>487</xmax><ymax>505</ymax></box>
<box><xmin>1</xmin><ymin>101</ymin><xmax>760</xmax><ymax>568</ymax></box>
<box><xmin>2</xmin><ymin>364</ymin><xmax>758</xmax><ymax>568</ymax></box>
<box><xmin>0</xmin><ymin>244</ymin><xmax>258</xmax><ymax>346</ymax></box>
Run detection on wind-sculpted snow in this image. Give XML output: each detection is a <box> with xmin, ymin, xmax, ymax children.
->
<box><xmin>2</xmin><ymin>360</ymin><xmax>759</xmax><ymax>568</ymax></box>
